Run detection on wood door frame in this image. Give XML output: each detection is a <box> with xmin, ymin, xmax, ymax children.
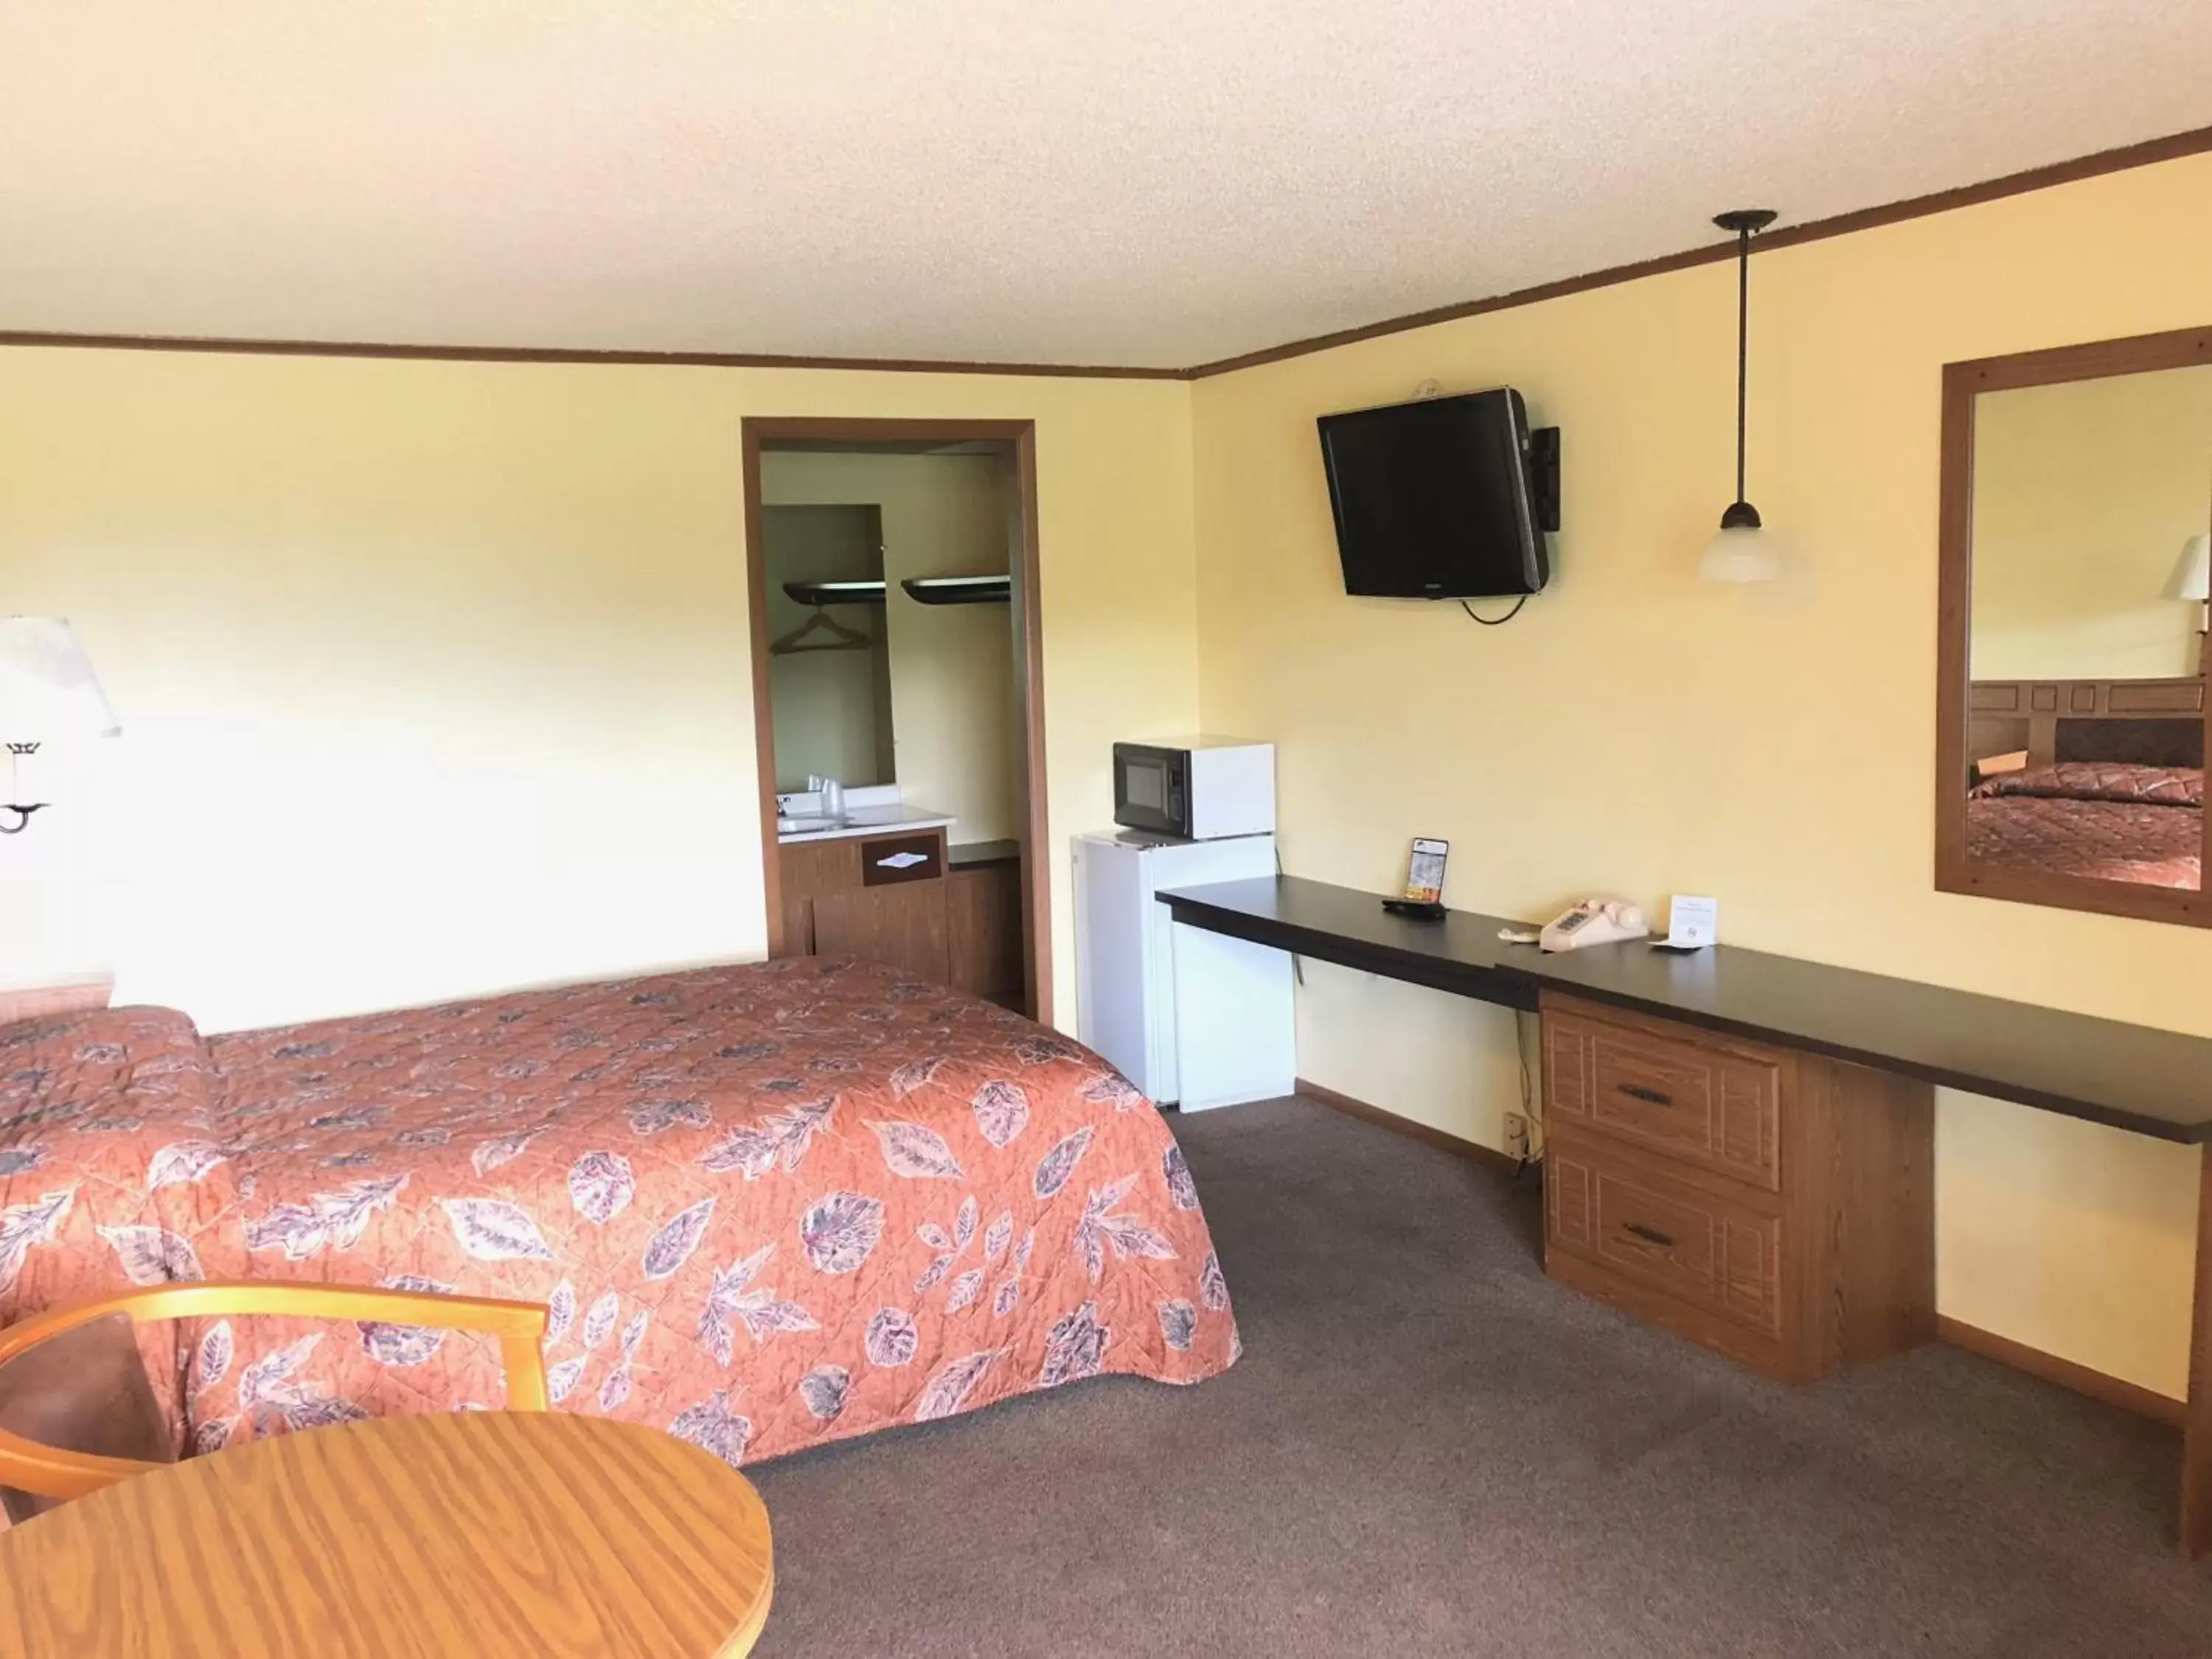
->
<box><xmin>1933</xmin><ymin>322</ymin><xmax>2212</xmax><ymax>930</ymax></box>
<box><xmin>742</xmin><ymin>416</ymin><xmax>1054</xmax><ymax>1023</ymax></box>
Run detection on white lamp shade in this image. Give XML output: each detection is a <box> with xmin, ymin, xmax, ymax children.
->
<box><xmin>0</xmin><ymin>618</ymin><xmax>119</xmax><ymax>742</ymax></box>
<box><xmin>1698</xmin><ymin>524</ymin><xmax>1783</xmax><ymax>583</ymax></box>
<box><xmin>2167</xmin><ymin>533</ymin><xmax>2211</xmax><ymax>602</ymax></box>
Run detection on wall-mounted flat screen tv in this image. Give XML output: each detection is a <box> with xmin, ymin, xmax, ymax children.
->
<box><xmin>1317</xmin><ymin>387</ymin><xmax>1556</xmax><ymax>599</ymax></box>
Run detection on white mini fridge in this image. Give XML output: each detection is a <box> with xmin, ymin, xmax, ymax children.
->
<box><xmin>1073</xmin><ymin>830</ymin><xmax>1293</xmax><ymax>1110</ymax></box>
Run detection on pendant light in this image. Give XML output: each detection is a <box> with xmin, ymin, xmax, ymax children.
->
<box><xmin>1700</xmin><ymin>208</ymin><xmax>1781</xmax><ymax>582</ymax></box>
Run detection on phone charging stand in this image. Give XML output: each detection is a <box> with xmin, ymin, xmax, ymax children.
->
<box><xmin>1380</xmin><ymin>898</ymin><xmax>1447</xmax><ymax>922</ymax></box>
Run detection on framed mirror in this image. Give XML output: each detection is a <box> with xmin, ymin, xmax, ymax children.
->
<box><xmin>1937</xmin><ymin>326</ymin><xmax>2212</xmax><ymax>928</ymax></box>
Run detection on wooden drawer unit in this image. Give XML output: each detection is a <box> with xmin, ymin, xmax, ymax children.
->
<box><xmin>1540</xmin><ymin>993</ymin><xmax>1934</xmax><ymax>1384</ymax></box>
<box><xmin>1545</xmin><ymin>1007</ymin><xmax>1780</xmax><ymax>1192</ymax></box>
<box><xmin>1547</xmin><ymin>1131</ymin><xmax>1782</xmax><ymax>1340</ymax></box>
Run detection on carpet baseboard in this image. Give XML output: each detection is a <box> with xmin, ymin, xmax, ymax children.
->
<box><xmin>1298</xmin><ymin>1078</ymin><xmax>2183</xmax><ymax>1430</ymax></box>
<box><xmin>1295</xmin><ymin>1078</ymin><xmax>1520</xmax><ymax>1178</ymax></box>
<box><xmin>1935</xmin><ymin>1315</ymin><xmax>2184</xmax><ymax>1428</ymax></box>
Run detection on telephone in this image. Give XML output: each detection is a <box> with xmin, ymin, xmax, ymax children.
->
<box><xmin>1538</xmin><ymin>899</ymin><xmax>1649</xmax><ymax>953</ymax></box>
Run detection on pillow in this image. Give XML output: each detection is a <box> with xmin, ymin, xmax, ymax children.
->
<box><xmin>1969</xmin><ymin>762</ymin><xmax>2203</xmax><ymax>808</ymax></box>
<box><xmin>0</xmin><ymin>1006</ymin><xmax>220</xmax><ymax>1143</ymax></box>
<box><xmin>1971</xmin><ymin>749</ymin><xmax>2029</xmax><ymax>784</ymax></box>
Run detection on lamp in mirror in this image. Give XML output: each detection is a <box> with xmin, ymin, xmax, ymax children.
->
<box><xmin>2169</xmin><ymin>532</ymin><xmax>2210</xmax><ymax>675</ymax></box>
<box><xmin>0</xmin><ymin>618</ymin><xmax>120</xmax><ymax>835</ymax></box>
<box><xmin>1699</xmin><ymin>208</ymin><xmax>1783</xmax><ymax>583</ymax></box>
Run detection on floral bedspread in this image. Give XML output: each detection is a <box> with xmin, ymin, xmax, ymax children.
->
<box><xmin>1964</xmin><ymin>794</ymin><xmax>2201</xmax><ymax>889</ymax></box>
<box><xmin>0</xmin><ymin>957</ymin><xmax>1237</xmax><ymax>1473</ymax></box>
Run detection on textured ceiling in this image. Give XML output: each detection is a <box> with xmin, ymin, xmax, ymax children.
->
<box><xmin>1</xmin><ymin>1</ymin><xmax>2209</xmax><ymax>370</ymax></box>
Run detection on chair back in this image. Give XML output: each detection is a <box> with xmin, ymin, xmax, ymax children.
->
<box><xmin>0</xmin><ymin>1281</ymin><xmax>549</xmax><ymax>1512</ymax></box>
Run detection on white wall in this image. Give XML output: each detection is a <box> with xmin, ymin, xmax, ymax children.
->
<box><xmin>0</xmin><ymin>347</ymin><xmax>1200</xmax><ymax>1033</ymax></box>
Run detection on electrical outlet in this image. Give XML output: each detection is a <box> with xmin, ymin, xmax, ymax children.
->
<box><xmin>1503</xmin><ymin>1112</ymin><xmax>1530</xmax><ymax>1161</ymax></box>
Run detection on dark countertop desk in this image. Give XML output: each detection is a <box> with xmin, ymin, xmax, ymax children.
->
<box><xmin>1158</xmin><ymin>873</ymin><xmax>2212</xmax><ymax>1550</ymax></box>
<box><xmin>1158</xmin><ymin>874</ymin><xmax>2212</xmax><ymax>1143</ymax></box>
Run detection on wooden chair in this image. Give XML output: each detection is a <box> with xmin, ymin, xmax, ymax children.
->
<box><xmin>0</xmin><ymin>1281</ymin><xmax>550</xmax><ymax>1520</ymax></box>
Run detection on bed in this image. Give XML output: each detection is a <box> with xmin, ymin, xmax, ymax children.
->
<box><xmin>1964</xmin><ymin>676</ymin><xmax>2204</xmax><ymax>888</ymax></box>
<box><xmin>1966</xmin><ymin>762</ymin><xmax>2202</xmax><ymax>888</ymax></box>
<box><xmin>0</xmin><ymin>956</ymin><xmax>1239</xmax><ymax>1471</ymax></box>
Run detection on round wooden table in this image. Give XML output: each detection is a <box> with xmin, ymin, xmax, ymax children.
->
<box><xmin>0</xmin><ymin>1411</ymin><xmax>773</xmax><ymax>1658</ymax></box>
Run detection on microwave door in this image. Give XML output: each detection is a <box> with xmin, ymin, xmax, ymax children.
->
<box><xmin>1115</xmin><ymin>749</ymin><xmax>1181</xmax><ymax>836</ymax></box>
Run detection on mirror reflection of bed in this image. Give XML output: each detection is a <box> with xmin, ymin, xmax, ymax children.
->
<box><xmin>1964</xmin><ymin>361</ymin><xmax>2211</xmax><ymax>895</ymax></box>
<box><xmin>1966</xmin><ymin>678</ymin><xmax>2203</xmax><ymax>889</ymax></box>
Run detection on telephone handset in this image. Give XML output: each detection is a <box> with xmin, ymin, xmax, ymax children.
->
<box><xmin>1538</xmin><ymin>899</ymin><xmax>1649</xmax><ymax>953</ymax></box>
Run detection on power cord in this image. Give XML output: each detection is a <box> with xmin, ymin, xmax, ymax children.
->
<box><xmin>1510</xmin><ymin>1009</ymin><xmax>1543</xmax><ymax>1189</ymax></box>
<box><xmin>1459</xmin><ymin>596</ymin><xmax>1528</xmax><ymax>626</ymax></box>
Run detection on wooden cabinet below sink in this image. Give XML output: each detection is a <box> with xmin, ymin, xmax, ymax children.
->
<box><xmin>779</xmin><ymin>832</ymin><xmax>1023</xmax><ymax>1006</ymax></box>
<box><xmin>946</xmin><ymin>852</ymin><xmax>1023</xmax><ymax>1006</ymax></box>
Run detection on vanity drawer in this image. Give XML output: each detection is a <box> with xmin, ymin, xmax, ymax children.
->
<box><xmin>1545</xmin><ymin>1130</ymin><xmax>1783</xmax><ymax>1340</ymax></box>
<box><xmin>1544</xmin><ymin>1004</ymin><xmax>1781</xmax><ymax>1192</ymax></box>
<box><xmin>859</xmin><ymin>831</ymin><xmax>946</xmax><ymax>887</ymax></box>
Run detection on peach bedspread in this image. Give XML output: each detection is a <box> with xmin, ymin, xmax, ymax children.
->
<box><xmin>0</xmin><ymin>958</ymin><xmax>1238</xmax><ymax>1470</ymax></box>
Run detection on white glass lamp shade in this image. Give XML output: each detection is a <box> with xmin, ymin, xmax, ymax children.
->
<box><xmin>1698</xmin><ymin>501</ymin><xmax>1783</xmax><ymax>584</ymax></box>
<box><xmin>2166</xmin><ymin>533</ymin><xmax>2211</xmax><ymax>602</ymax></box>
<box><xmin>1698</xmin><ymin>526</ymin><xmax>1782</xmax><ymax>582</ymax></box>
<box><xmin>0</xmin><ymin>618</ymin><xmax>119</xmax><ymax>742</ymax></box>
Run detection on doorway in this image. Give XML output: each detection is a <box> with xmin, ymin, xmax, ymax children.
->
<box><xmin>742</xmin><ymin>419</ymin><xmax>1050</xmax><ymax>1023</ymax></box>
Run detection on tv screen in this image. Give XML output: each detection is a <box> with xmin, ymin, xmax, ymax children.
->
<box><xmin>1317</xmin><ymin>388</ymin><xmax>1551</xmax><ymax>599</ymax></box>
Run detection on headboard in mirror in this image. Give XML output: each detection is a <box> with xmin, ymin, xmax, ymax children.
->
<box><xmin>1969</xmin><ymin>677</ymin><xmax>2205</xmax><ymax>770</ymax></box>
<box><xmin>1937</xmin><ymin>325</ymin><xmax>2212</xmax><ymax>928</ymax></box>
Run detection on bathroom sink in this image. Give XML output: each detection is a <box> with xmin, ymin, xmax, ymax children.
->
<box><xmin>778</xmin><ymin>815</ymin><xmax>844</xmax><ymax>835</ymax></box>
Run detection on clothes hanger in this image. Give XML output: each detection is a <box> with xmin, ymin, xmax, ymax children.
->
<box><xmin>771</xmin><ymin>607</ymin><xmax>873</xmax><ymax>655</ymax></box>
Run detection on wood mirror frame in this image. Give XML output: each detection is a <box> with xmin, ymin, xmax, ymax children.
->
<box><xmin>1935</xmin><ymin>322</ymin><xmax>2212</xmax><ymax>928</ymax></box>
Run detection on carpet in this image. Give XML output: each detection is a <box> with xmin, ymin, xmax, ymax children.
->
<box><xmin>746</xmin><ymin>1096</ymin><xmax>2212</xmax><ymax>1657</ymax></box>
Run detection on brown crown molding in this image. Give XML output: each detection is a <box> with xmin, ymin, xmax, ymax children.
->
<box><xmin>0</xmin><ymin>329</ymin><xmax>1183</xmax><ymax>381</ymax></box>
<box><xmin>2</xmin><ymin>122</ymin><xmax>2208</xmax><ymax>384</ymax></box>
<box><xmin>1183</xmin><ymin>122</ymin><xmax>2212</xmax><ymax>378</ymax></box>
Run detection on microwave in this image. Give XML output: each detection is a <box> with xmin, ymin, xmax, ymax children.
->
<box><xmin>1112</xmin><ymin>738</ymin><xmax>1276</xmax><ymax>841</ymax></box>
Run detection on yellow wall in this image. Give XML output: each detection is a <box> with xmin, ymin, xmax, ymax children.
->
<box><xmin>762</xmin><ymin>451</ymin><xmax>1021</xmax><ymax>843</ymax></box>
<box><xmin>1191</xmin><ymin>151</ymin><xmax>2212</xmax><ymax>1400</ymax></box>
<box><xmin>0</xmin><ymin>348</ymin><xmax>1197</xmax><ymax>1035</ymax></box>
<box><xmin>1972</xmin><ymin>364</ymin><xmax>2212</xmax><ymax>680</ymax></box>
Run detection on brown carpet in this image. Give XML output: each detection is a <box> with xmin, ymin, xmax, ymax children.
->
<box><xmin>746</xmin><ymin>1096</ymin><xmax>2212</xmax><ymax>1658</ymax></box>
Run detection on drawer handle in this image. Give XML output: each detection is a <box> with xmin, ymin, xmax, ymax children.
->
<box><xmin>1618</xmin><ymin>1084</ymin><xmax>1672</xmax><ymax>1107</ymax></box>
<box><xmin>1622</xmin><ymin>1222</ymin><xmax>1675</xmax><ymax>1248</ymax></box>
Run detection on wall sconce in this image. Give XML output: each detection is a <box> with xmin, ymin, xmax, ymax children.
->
<box><xmin>0</xmin><ymin>618</ymin><xmax>120</xmax><ymax>833</ymax></box>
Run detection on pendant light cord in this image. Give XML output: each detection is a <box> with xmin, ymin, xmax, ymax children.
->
<box><xmin>1734</xmin><ymin>223</ymin><xmax>1750</xmax><ymax>506</ymax></box>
